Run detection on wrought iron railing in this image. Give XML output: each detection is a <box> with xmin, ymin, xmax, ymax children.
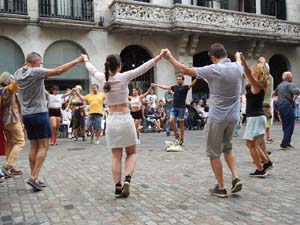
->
<box><xmin>39</xmin><ymin>0</ymin><xmax>94</xmax><ymax>22</ymax></box>
<box><xmin>0</xmin><ymin>0</ymin><xmax>27</xmax><ymax>15</ymax></box>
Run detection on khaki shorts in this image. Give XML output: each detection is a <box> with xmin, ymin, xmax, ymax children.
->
<box><xmin>205</xmin><ymin>118</ymin><xmax>236</xmax><ymax>158</ymax></box>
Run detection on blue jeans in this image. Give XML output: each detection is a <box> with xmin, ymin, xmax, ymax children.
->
<box><xmin>278</xmin><ymin>103</ymin><xmax>295</xmax><ymax>147</ymax></box>
<box><xmin>165</xmin><ymin>109</ymin><xmax>171</xmax><ymax>134</ymax></box>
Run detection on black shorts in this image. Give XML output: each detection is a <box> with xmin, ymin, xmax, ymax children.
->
<box><xmin>131</xmin><ymin>110</ymin><xmax>142</xmax><ymax>120</ymax></box>
<box><xmin>49</xmin><ymin>108</ymin><xmax>61</xmax><ymax>117</ymax></box>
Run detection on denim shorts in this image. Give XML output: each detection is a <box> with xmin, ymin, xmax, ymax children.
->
<box><xmin>23</xmin><ymin>112</ymin><xmax>51</xmax><ymax>140</ymax></box>
<box><xmin>170</xmin><ymin>107</ymin><xmax>185</xmax><ymax>120</ymax></box>
<box><xmin>86</xmin><ymin>113</ymin><xmax>102</xmax><ymax>130</ymax></box>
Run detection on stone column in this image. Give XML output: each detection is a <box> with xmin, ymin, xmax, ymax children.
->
<box><xmin>255</xmin><ymin>0</ymin><xmax>261</xmax><ymax>15</ymax></box>
<box><xmin>28</xmin><ymin>0</ymin><xmax>39</xmax><ymax>21</ymax></box>
<box><xmin>213</xmin><ymin>0</ymin><xmax>221</xmax><ymax>9</ymax></box>
<box><xmin>286</xmin><ymin>0</ymin><xmax>300</xmax><ymax>22</ymax></box>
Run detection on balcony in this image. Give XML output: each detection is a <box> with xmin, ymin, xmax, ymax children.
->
<box><xmin>108</xmin><ymin>0</ymin><xmax>300</xmax><ymax>44</ymax></box>
<box><xmin>0</xmin><ymin>0</ymin><xmax>29</xmax><ymax>25</ymax></box>
<box><xmin>38</xmin><ymin>0</ymin><xmax>96</xmax><ymax>30</ymax></box>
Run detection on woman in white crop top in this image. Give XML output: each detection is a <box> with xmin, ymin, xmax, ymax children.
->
<box><xmin>129</xmin><ymin>86</ymin><xmax>152</xmax><ymax>144</ymax></box>
<box><xmin>82</xmin><ymin>50</ymin><xmax>166</xmax><ymax>198</ymax></box>
<box><xmin>46</xmin><ymin>85</ymin><xmax>72</xmax><ymax>145</ymax></box>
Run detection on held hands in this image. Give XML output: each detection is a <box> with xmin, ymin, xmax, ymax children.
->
<box><xmin>80</xmin><ymin>54</ymin><xmax>89</xmax><ymax>62</ymax></box>
<box><xmin>151</xmin><ymin>83</ymin><xmax>156</xmax><ymax>88</ymax></box>
<box><xmin>159</xmin><ymin>48</ymin><xmax>172</xmax><ymax>60</ymax></box>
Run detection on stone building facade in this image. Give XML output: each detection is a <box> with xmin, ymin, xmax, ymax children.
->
<box><xmin>0</xmin><ymin>0</ymin><xmax>300</xmax><ymax>100</ymax></box>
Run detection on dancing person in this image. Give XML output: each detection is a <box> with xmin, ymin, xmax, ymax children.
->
<box><xmin>82</xmin><ymin>50</ymin><xmax>166</xmax><ymax>198</ymax></box>
<box><xmin>0</xmin><ymin>72</ymin><xmax>25</xmax><ymax>177</ymax></box>
<box><xmin>258</xmin><ymin>57</ymin><xmax>274</xmax><ymax>143</ymax></box>
<box><xmin>163</xmin><ymin>44</ymin><xmax>243</xmax><ymax>198</ymax></box>
<box><xmin>239</xmin><ymin>54</ymin><xmax>274</xmax><ymax>178</ymax></box>
<box><xmin>152</xmin><ymin>76</ymin><xmax>197</xmax><ymax>146</ymax></box>
<box><xmin>14</xmin><ymin>52</ymin><xmax>83</xmax><ymax>191</ymax></box>
<box><xmin>45</xmin><ymin>85</ymin><xmax>72</xmax><ymax>145</ymax></box>
<box><xmin>129</xmin><ymin>86</ymin><xmax>152</xmax><ymax>144</ymax></box>
<box><xmin>67</xmin><ymin>85</ymin><xmax>86</xmax><ymax>141</ymax></box>
<box><xmin>273</xmin><ymin>71</ymin><xmax>300</xmax><ymax>149</ymax></box>
<box><xmin>164</xmin><ymin>89</ymin><xmax>173</xmax><ymax>136</ymax></box>
<box><xmin>77</xmin><ymin>84</ymin><xmax>105</xmax><ymax>144</ymax></box>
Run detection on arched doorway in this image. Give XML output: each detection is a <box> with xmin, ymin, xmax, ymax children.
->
<box><xmin>43</xmin><ymin>41</ymin><xmax>89</xmax><ymax>94</ymax></box>
<box><xmin>120</xmin><ymin>45</ymin><xmax>154</xmax><ymax>94</ymax></box>
<box><xmin>269</xmin><ymin>54</ymin><xmax>289</xmax><ymax>89</ymax></box>
<box><xmin>0</xmin><ymin>37</ymin><xmax>24</xmax><ymax>74</ymax></box>
<box><xmin>193</xmin><ymin>51</ymin><xmax>212</xmax><ymax>101</ymax></box>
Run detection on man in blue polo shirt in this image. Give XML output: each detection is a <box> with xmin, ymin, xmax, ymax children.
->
<box><xmin>152</xmin><ymin>75</ymin><xmax>197</xmax><ymax>146</ymax></box>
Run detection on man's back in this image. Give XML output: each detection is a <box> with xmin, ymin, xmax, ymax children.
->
<box><xmin>195</xmin><ymin>58</ymin><xmax>243</xmax><ymax>122</ymax></box>
<box><xmin>14</xmin><ymin>67</ymin><xmax>47</xmax><ymax>116</ymax></box>
<box><xmin>276</xmin><ymin>80</ymin><xmax>299</xmax><ymax>104</ymax></box>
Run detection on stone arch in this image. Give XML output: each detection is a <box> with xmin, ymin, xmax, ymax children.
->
<box><xmin>269</xmin><ymin>54</ymin><xmax>290</xmax><ymax>89</ymax></box>
<box><xmin>0</xmin><ymin>36</ymin><xmax>25</xmax><ymax>74</ymax></box>
<box><xmin>192</xmin><ymin>50</ymin><xmax>212</xmax><ymax>101</ymax></box>
<box><xmin>120</xmin><ymin>45</ymin><xmax>154</xmax><ymax>94</ymax></box>
<box><xmin>43</xmin><ymin>40</ymin><xmax>89</xmax><ymax>94</ymax></box>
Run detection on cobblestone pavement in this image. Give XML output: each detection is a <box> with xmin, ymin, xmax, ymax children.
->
<box><xmin>0</xmin><ymin>122</ymin><xmax>300</xmax><ymax>225</ymax></box>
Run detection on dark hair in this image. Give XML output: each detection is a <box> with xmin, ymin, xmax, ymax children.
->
<box><xmin>103</xmin><ymin>54</ymin><xmax>121</xmax><ymax>93</ymax></box>
<box><xmin>208</xmin><ymin>43</ymin><xmax>227</xmax><ymax>59</ymax></box>
<box><xmin>132</xmin><ymin>86</ymin><xmax>140</xmax><ymax>95</ymax></box>
<box><xmin>26</xmin><ymin>52</ymin><xmax>42</xmax><ymax>64</ymax></box>
<box><xmin>51</xmin><ymin>85</ymin><xmax>59</xmax><ymax>91</ymax></box>
<box><xmin>176</xmin><ymin>74</ymin><xmax>184</xmax><ymax>80</ymax></box>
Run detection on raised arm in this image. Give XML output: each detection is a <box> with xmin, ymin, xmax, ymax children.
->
<box><xmin>188</xmin><ymin>78</ymin><xmax>198</xmax><ymax>89</ymax></box>
<box><xmin>236</xmin><ymin>52</ymin><xmax>262</xmax><ymax>93</ymax></box>
<box><xmin>123</xmin><ymin>50</ymin><xmax>166</xmax><ymax>82</ymax></box>
<box><xmin>62</xmin><ymin>89</ymin><xmax>73</xmax><ymax>98</ymax></box>
<box><xmin>46</xmin><ymin>56</ymin><xmax>83</xmax><ymax>77</ymax></box>
<box><xmin>81</xmin><ymin>54</ymin><xmax>105</xmax><ymax>83</ymax></box>
<box><xmin>151</xmin><ymin>83</ymin><xmax>171</xmax><ymax>91</ymax></box>
<box><xmin>140</xmin><ymin>86</ymin><xmax>153</xmax><ymax>99</ymax></box>
<box><xmin>164</xmin><ymin>49</ymin><xmax>197</xmax><ymax>77</ymax></box>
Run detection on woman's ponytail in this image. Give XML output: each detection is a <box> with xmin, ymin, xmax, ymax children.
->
<box><xmin>103</xmin><ymin>62</ymin><xmax>111</xmax><ymax>93</ymax></box>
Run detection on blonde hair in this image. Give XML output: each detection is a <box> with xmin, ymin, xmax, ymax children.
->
<box><xmin>0</xmin><ymin>72</ymin><xmax>14</xmax><ymax>87</ymax></box>
<box><xmin>252</xmin><ymin>63</ymin><xmax>269</xmax><ymax>92</ymax></box>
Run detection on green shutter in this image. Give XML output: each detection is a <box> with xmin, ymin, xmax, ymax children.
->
<box><xmin>0</xmin><ymin>37</ymin><xmax>24</xmax><ymax>75</ymax></box>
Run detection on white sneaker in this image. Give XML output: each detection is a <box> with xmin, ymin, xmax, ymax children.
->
<box><xmin>94</xmin><ymin>138</ymin><xmax>100</xmax><ymax>144</ymax></box>
<box><xmin>137</xmin><ymin>139</ymin><xmax>141</xmax><ymax>144</ymax></box>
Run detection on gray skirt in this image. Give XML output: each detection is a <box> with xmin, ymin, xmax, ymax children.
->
<box><xmin>105</xmin><ymin>111</ymin><xmax>137</xmax><ymax>149</ymax></box>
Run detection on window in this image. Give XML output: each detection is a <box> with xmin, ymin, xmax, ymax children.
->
<box><xmin>191</xmin><ymin>0</ymin><xmax>213</xmax><ymax>7</ymax></box>
<box><xmin>221</xmin><ymin>0</ymin><xmax>255</xmax><ymax>13</ymax></box>
<box><xmin>261</xmin><ymin>0</ymin><xmax>286</xmax><ymax>20</ymax></box>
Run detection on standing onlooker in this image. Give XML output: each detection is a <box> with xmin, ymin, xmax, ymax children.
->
<box><xmin>273</xmin><ymin>72</ymin><xmax>300</xmax><ymax>149</ymax></box>
<box><xmin>164</xmin><ymin>44</ymin><xmax>243</xmax><ymax>198</ymax></box>
<box><xmin>164</xmin><ymin>89</ymin><xmax>173</xmax><ymax>136</ymax></box>
<box><xmin>294</xmin><ymin>95</ymin><xmax>300</xmax><ymax>120</ymax></box>
<box><xmin>145</xmin><ymin>88</ymin><xmax>157</xmax><ymax>110</ymax></box>
<box><xmin>14</xmin><ymin>52</ymin><xmax>83</xmax><ymax>191</ymax></box>
<box><xmin>152</xmin><ymin>76</ymin><xmax>197</xmax><ymax>146</ymax></box>
<box><xmin>77</xmin><ymin>84</ymin><xmax>106</xmax><ymax>144</ymax></box>
<box><xmin>0</xmin><ymin>72</ymin><xmax>25</xmax><ymax>177</ymax></box>
<box><xmin>258</xmin><ymin>57</ymin><xmax>274</xmax><ymax>143</ymax></box>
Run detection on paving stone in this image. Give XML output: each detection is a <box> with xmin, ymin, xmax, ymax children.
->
<box><xmin>0</xmin><ymin>123</ymin><xmax>300</xmax><ymax>224</ymax></box>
